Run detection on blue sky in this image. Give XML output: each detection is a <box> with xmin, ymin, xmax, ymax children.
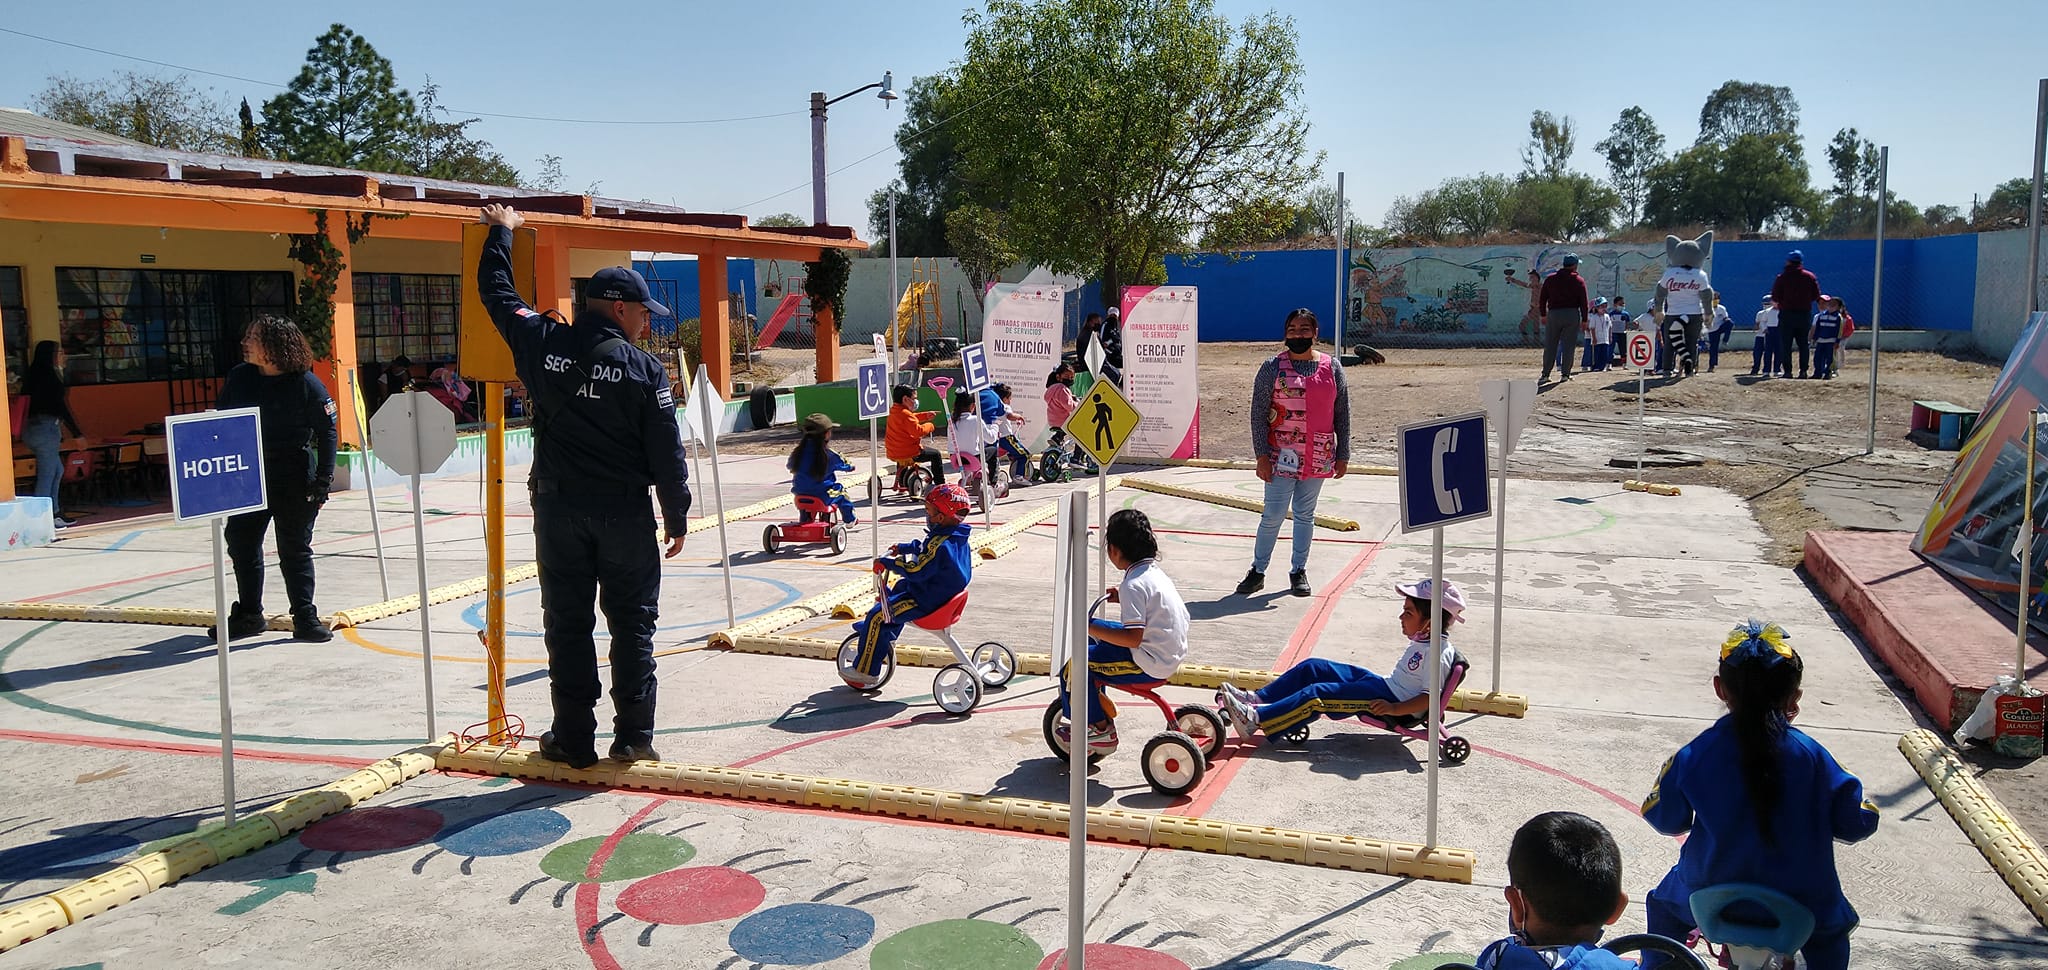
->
<box><xmin>0</xmin><ymin>1</ymin><xmax>2041</xmax><ymax>239</ymax></box>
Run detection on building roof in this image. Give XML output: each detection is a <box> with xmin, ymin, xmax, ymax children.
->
<box><xmin>0</xmin><ymin>107</ymin><xmax>151</xmax><ymax>148</ymax></box>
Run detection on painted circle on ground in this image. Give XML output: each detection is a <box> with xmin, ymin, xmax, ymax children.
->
<box><xmin>299</xmin><ymin>807</ymin><xmax>444</xmax><ymax>852</ymax></box>
<box><xmin>459</xmin><ymin>571</ymin><xmax>804</xmax><ymax>636</ymax></box>
<box><xmin>728</xmin><ymin>902</ymin><xmax>875</xmax><ymax>965</ymax></box>
<box><xmin>1036</xmin><ymin>944</ymin><xmax>1191</xmax><ymax>970</ymax></box>
<box><xmin>539</xmin><ymin>833</ymin><xmax>694</xmax><ymax>883</ymax></box>
<box><xmin>1237</xmin><ymin>962</ymin><xmax>1343</xmax><ymax>970</ymax></box>
<box><xmin>0</xmin><ymin>833</ymin><xmax>138</xmax><ymax>877</ymax></box>
<box><xmin>870</xmin><ymin>918</ymin><xmax>1044</xmax><ymax>970</ymax></box>
<box><xmin>616</xmin><ymin>865</ymin><xmax>765</xmax><ymax>926</ymax></box>
<box><xmin>434</xmin><ymin>807</ymin><xmax>571</xmax><ymax>857</ymax></box>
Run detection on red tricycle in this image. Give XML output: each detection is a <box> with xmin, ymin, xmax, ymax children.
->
<box><xmin>1041</xmin><ymin>595</ymin><xmax>1228</xmax><ymax>796</ymax></box>
<box><xmin>763</xmin><ymin>495</ymin><xmax>850</xmax><ymax>555</ymax></box>
<box><xmin>838</xmin><ymin>564</ymin><xmax>1017</xmax><ymax>714</ymax></box>
<box><xmin>1218</xmin><ymin>650</ymin><xmax>1473</xmax><ymax>765</ymax></box>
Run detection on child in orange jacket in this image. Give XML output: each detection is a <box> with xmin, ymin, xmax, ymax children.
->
<box><xmin>885</xmin><ymin>385</ymin><xmax>945</xmax><ymax>485</ymax></box>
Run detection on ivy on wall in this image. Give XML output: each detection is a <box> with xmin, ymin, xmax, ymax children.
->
<box><xmin>285</xmin><ymin>209</ymin><xmax>401</xmax><ymax>358</ymax></box>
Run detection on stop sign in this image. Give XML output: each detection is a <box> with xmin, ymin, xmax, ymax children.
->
<box><xmin>369</xmin><ymin>391</ymin><xmax>458</xmax><ymax>477</ymax></box>
<box><xmin>1626</xmin><ymin>332</ymin><xmax>1655</xmax><ymax>370</ymax></box>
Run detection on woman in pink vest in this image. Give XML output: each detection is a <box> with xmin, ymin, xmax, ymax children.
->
<box><xmin>1238</xmin><ymin>308</ymin><xmax>1351</xmax><ymax>597</ymax></box>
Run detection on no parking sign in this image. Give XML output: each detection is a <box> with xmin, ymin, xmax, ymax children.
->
<box><xmin>1626</xmin><ymin>332</ymin><xmax>1655</xmax><ymax>370</ymax></box>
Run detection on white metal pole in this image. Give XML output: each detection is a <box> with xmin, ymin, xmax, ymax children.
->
<box><xmin>1097</xmin><ymin>466</ymin><xmax>1108</xmax><ymax>612</ymax></box>
<box><xmin>347</xmin><ymin>370</ymin><xmax>391</xmax><ymax>600</ymax></box>
<box><xmin>890</xmin><ymin>186</ymin><xmax>901</xmax><ymax>373</ymax></box>
<box><xmin>870</xmin><ymin>417</ymin><xmax>882</xmax><ymax>561</ymax></box>
<box><xmin>1426</xmin><ymin>528</ymin><xmax>1443</xmax><ymax>849</ymax></box>
<box><xmin>2023</xmin><ymin>412</ymin><xmax>2038</xmax><ymax>683</ymax></box>
<box><xmin>1334</xmin><ymin>171</ymin><xmax>1345</xmax><ymax>354</ymax></box>
<box><xmin>1490</xmin><ymin>425</ymin><xmax>1507</xmax><ymax>693</ymax></box>
<box><xmin>408</xmin><ymin>391</ymin><xmax>437</xmax><ymax>742</ymax></box>
<box><xmin>2030</xmin><ymin>79</ymin><xmax>2047</xmax><ymax>316</ymax></box>
<box><xmin>213</xmin><ymin>518</ymin><xmax>237</xmax><ymax>825</ymax></box>
<box><xmin>705</xmin><ymin>425</ymin><xmax>737</xmax><ymax>629</ymax></box>
<box><xmin>1637</xmin><ymin>363</ymin><xmax>1646</xmax><ymax>479</ymax></box>
<box><xmin>1067</xmin><ymin>495</ymin><xmax>1089</xmax><ymax>970</ymax></box>
<box><xmin>1866</xmin><ymin>147</ymin><xmax>1888</xmax><ymax>456</ymax></box>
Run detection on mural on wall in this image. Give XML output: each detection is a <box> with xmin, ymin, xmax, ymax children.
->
<box><xmin>1348</xmin><ymin>244</ymin><xmax>1669</xmax><ymax>342</ymax></box>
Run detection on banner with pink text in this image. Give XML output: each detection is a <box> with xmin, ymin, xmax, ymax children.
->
<box><xmin>1119</xmin><ymin>285</ymin><xmax>1200</xmax><ymax>459</ymax></box>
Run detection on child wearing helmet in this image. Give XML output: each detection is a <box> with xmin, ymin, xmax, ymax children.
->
<box><xmin>1636</xmin><ymin>621</ymin><xmax>1879</xmax><ymax>970</ymax></box>
<box><xmin>788</xmin><ymin>413</ymin><xmax>859</xmax><ymax>525</ymax></box>
<box><xmin>843</xmin><ymin>483</ymin><xmax>976</xmax><ymax>689</ymax></box>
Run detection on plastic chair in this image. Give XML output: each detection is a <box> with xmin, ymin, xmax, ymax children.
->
<box><xmin>12</xmin><ymin>456</ymin><xmax>35</xmax><ymax>495</ymax></box>
<box><xmin>142</xmin><ymin>437</ymin><xmax>169</xmax><ymax>496</ymax></box>
<box><xmin>61</xmin><ymin>450</ymin><xmax>97</xmax><ymax>506</ymax></box>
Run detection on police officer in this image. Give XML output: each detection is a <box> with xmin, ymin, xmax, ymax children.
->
<box><xmin>476</xmin><ymin>204</ymin><xmax>690</xmax><ymax>769</ymax></box>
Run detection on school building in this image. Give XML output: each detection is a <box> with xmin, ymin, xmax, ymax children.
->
<box><xmin>0</xmin><ymin>108</ymin><xmax>861</xmax><ymax>547</ymax></box>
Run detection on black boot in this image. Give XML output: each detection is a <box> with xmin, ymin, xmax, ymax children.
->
<box><xmin>291</xmin><ymin>608</ymin><xmax>332</xmax><ymax>643</ymax></box>
<box><xmin>228</xmin><ymin>602</ymin><xmax>266</xmax><ymax>640</ymax></box>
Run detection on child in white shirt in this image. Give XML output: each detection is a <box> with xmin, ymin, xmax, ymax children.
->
<box><xmin>1588</xmin><ymin>298</ymin><xmax>1614</xmax><ymax>371</ymax></box>
<box><xmin>1751</xmin><ymin>295</ymin><xmax>1780</xmax><ymax>377</ymax></box>
<box><xmin>1055</xmin><ymin>509</ymin><xmax>1190</xmax><ymax>755</ymax></box>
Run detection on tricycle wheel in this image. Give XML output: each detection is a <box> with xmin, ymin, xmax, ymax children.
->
<box><xmin>903</xmin><ymin>466</ymin><xmax>934</xmax><ymax>500</ymax></box>
<box><xmin>1276</xmin><ymin>724</ymin><xmax>1311</xmax><ymax>746</ymax></box>
<box><xmin>828</xmin><ymin>523</ymin><xmax>847</xmax><ymax>555</ymax></box>
<box><xmin>762</xmin><ymin>524</ymin><xmax>780</xmax><ymax>554</ymax></box>
<box><xmin>1441</xmin><ymin>735</ymin><xmax>1471</xmax><ymax>765</ymax></box>
<box><xmin>1041</xmin><ymin>701</ymin><xmax>1106</xmax><ymax>764</ymax></box>
<box><xmin>972</xmin><ymin>642</ymin><xmax>1017</xmax><ymax>687</ymax></box>
<box><xmin>1141</xmin><ymin>732</ymin><xmax>1205</xmax><ymax>796</ymax></box>
<box><xmin>835</xmin><ymin>633</ymin><xmax>893</xmax><ymax>692</ymax></box>
<box><xmin>1172</xmin><ymin>704</ymin><xmax>1227</xmax><ymax>761</ymax></box>
<box><xmin>932</xmin><ymin>664</ymin><xmax>982</xmax><ymax>714</ymax></box>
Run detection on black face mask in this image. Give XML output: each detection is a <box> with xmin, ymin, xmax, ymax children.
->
<box><xmin>1285</xmin><ymin>337</ymin><xmax>1314</xmax><ymax>354</ymax></box>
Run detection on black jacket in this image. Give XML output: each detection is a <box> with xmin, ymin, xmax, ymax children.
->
<box><xmin>215</xmin><ymin>364</ymin><xmax>338</xmax><ymax>489</ymax></box>
<box><xmin>22</xmin><ymin>367</ymin><xmax>82</xmax><ymax>437</ymax></box>
<box><xmin>477</xmin><ymin>225</ymin><xmax>691</xmax><ymax>535</ymax></box>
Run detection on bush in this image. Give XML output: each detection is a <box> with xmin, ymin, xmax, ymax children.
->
<box><xmin>669</xmin><ymin>316</ymin><xmax>753</xmax><ymax>363</ymax></box>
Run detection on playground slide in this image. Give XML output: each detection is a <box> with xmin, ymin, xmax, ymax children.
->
<box><xmin>757</xmin><ymin>292</ymin><xmax>803</xmax><ymax>347</ymax></box>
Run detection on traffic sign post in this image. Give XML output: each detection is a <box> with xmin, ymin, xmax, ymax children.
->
<box><xmin>345</xmin><ymin>369</ymin><xmax>392</xmax><ymax>601</ymax></box>
<box><xmin>1396</xmin><ymin>410</ymin><xmax>1493</xmax><ymax>849</ymax></box>
<box><xmin>858</xmin><ymin>357</ymin><xmax>889</xmax><ymax>561</ymax></box>
<box><xmin>1065</xmin><ymin>378</ymin><xmax>1142</xmax><ymax>611</ymax></box>
<box><xmin>1049</xmin><ymin>488</ymin><xmax>1091</xmax><ymax>970</ymax></box>
<box><xmin>960</xmin><ymin>342</ymin><xmax>992</xmax><ymax>393</ymax></box>
<box><xmin>370</xmin><ymin>391</ymin><xmax>460</xmax><ymax>742</ymax></box>
<box><xmin>166</xmin><ymin>406</ymin><xmax>268</xmax><ymax>826</ymax></box>
<box><xmin>691</xmin><ymin>365</ymin><xmax>737</xmax><ymax>628</ymax></box>
<box><xmin>1627</xmin><ymin>332</ymin><xmax>1655</xmax><ymax>478</ymax></box>
<box><xmin>1478</xmin><ymin>380</ymin><xmax>1536</xmax><ymax>695</ymax></box>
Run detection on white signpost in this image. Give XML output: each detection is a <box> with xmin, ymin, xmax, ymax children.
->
<box><xmin>345</xmin><ymin>369</ymin><xmax>392</xmax><ymax>600</ymax></box>
<box><xmin>1050</xmin><ymin>488</ymin><xmax>1090</xmax><ymax>970</ymax></box>
<box><xmin>1477</xmin><ymin>379</ymin><xmax>1536</xmax><ymax>694</ymax></box>
<box><xmin>1626</xmin><ymin>332</ymin><xmax>1655</xmax><ymax>478</ymax></box>
<box><xmin>689</xmin><ymin>365</ymin><xmax>737</xmax><ymax>628</ymax></box>
<box><xmin>370</xmin><ymin>391</ymin><xmax>459</xmax><ymax>742</ymax></box>
<box><xmin>858</xmin><ymin>356</ymin><xmax>890</xmax><ymax>561</ymax></box>
<box><xmin>166</xmin><ymin>406</ymin><xmax>269</xmax><ymax>824</ymax></box>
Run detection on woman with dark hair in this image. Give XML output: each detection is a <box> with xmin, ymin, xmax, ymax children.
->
<box><xmin>20</xmin><ymin>340</ymin><xmax>84</xmax><ymax>527</ymax></box>
<box><xmin>216</xmin><ymin>316</ymin><xmax>339</xmax><ymax>642</ymax></box>
<box><xmin>1238</xmin><ymin>308</ymin><xmax>1350</xmax><ymax>598</ymax></box>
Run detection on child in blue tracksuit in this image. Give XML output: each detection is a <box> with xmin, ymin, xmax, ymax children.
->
<box><xmin>1218</xmin><ymin>578</ymin><xmax>1462</xmax><ymax>742</ymax></box>
<box><xmin>982</xmin><ymin>383</ymin><xmax>1033</xmax><ymax>483</ymax></box>
<box><xmin>842</xmin><ymin>484</ymin><xmax>976</xmax><ymax>689</ymax></box>
<box><xmin>1812</xmin><ymin>295</ymin><xmax>1844</xmax><ymax>379</ymax></box>
<box><xmin>1638</xmin><ymin>620</ymin><xmax>1880</xmax><ymax>970</ymax></box>
<box><xmin>1474</xmin><ymin>812</ymin><xmax>1637</xmax><ymax>969</ymax></box>
<box><xmin>788</xmin><ymin>413</ymin><xmax>858</xmax><ymax>524</ymax></box>
<box><xmin>1607</xmin><ymin>297</ymin><xmax>1631</xmax><ymax>364</ymax></box>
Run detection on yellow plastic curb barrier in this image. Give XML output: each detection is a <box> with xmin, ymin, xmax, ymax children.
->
<box><xmin>1122</xmin><ymin>477</ymin><xmax>1361</xmax><ymax>532</ymax></box>
<box><xmin>724</xmin><ymin>634</ymin><xmax>1527</xmax><ymax>718</ymax></box>
<box><xmin>1118</xmin><ymin>456</ymin><xmax>1397</xmax><ymax>477</ymax></box>
<box><xmin>1900</xmin><ymin>729</ymin><xmax>2048</xmax><ymax>927</ymax></box>
<box><xmin>436</xmin><ymin>742</ymin><xmax>1474</xmax><ymax>883</ymax></box>
<box><xmin>0</xmin><ymin>742</ymin><xmax>446</xmax><ymax>953</ymax></box>
<box><xmin>712</xmin><ymin>478</ymin><xmax>1121</xmax><ymax>647</ymax></box>
<box><xmin>0</xmin><ymin>603</ymin><xmax>307</xmax><ymax>633</ymax></box>
<box><xmin>1621</xmin><ymin>480</ymin><xmax>1682</xmax><ymax>496</ymax></box>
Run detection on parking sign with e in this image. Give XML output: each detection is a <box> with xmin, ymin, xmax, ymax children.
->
<box><xmin>960</xmin><ymin>342</ymin><xmax>991</xmax><ymax>392</ymax></box>
<box><xmin>856</xmin><ymin>359</ymin><xmax>889</xmax><ymax>420</ymax></box>
<box><xmin>1626</xmin><ymin>332</ymin><xmax>1655</xmax><ymax>370</ymax></box>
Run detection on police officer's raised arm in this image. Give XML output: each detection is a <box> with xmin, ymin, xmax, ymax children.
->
<box><xmin>477</xmin><ymin>204</ymin><xmax>546</xmax><ymax>355</ymax></box>
<box><xmin>643</xmin><ymin>373</ymin><xmax>692</xmax><ymax>558</ymax></box>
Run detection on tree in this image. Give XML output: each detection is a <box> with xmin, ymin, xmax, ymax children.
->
<box><xmin>1199</xmin><ymin>194</ymin><xmax>1300</xmax><ymax>250</ymax></box>
<box><xmin>1697</xmin><ymin>81</ymin><xmax>1800</xmax><ymax>144</ymax></box>
<box><xmin>755</xmin><ymin>213</ymin><xmax>808</xmax><ymax>228</ymax></box>
<box><xmin>405</xmin><ymin>80</ymin><xmax>517</xmax><ymax>185</ymax></box>
<box><xmin>528</xmin><ymin>154</ymin><xmax>564</xmax><ymax>192</ymax></box>
<box><xmin>1521</xmin><ymin>110</ymin><xmax>1575</xmax><ymax>180</ymax></box>
<box><xmin>1644</xmin><ymin>132</ymin><xmax>1815</xmax><ymax>232</ymax></box>
<box><xmin>237</xmin><ymin>98</ymin><xmax>264</xmax><ymax>157</ymax></box>
<box><xmin>1384</xmin><ymin>190</ymin><xmax>1452</xmax><ymax>241</ymax></box>
<box><xmin>1825</xmin><ymin>127</ymin><xmax>1881</xmax><ymax>200</ymax></box>
<box><xmin>1507</xmin><ymin>174</ymin><xmax>1619</xmax><ymax>239</ymax></box>
<box><xmin>1595</xmin><ymin>106</ymin><xmax>1665</xmax><ymax>225</ymax></box>
<box><xmin>261</xmin><ymin>24</ymin><xmax>420</xmax><ymax>171</ymax></box>
<box><xmin>946</xmin><ymin>204</ymin><xmax>1020</xmax><ymax>307</ymax></box>
<box><xmin>871</xmin><ymin>75</ymin><xmax>970</xmax><ymax>257</ymax></box>
<box><xmin>1292</xmin><ymin>180</ymin><xmax>1365</xmax><ymax>245</ymax></box>
<box><xmin>951</xmin><ymin>0</ymin><xmax>1318</xmax><ymax>308</ymax></box>
<box><xmin>1436</xmin><ymin>174</ymin><xmax>1515</xmax><ymax>236</ymax></box>
<box><xmin>31</xmin><ymin>71</ymin><xmax>237</xmax><ymax>153</ymax></box>
<box><xmin>1977</xmin><ymin>177</ymin><xmax>2044</xmax><ymax>229</ymax></box>
<box><xmin>1924</xmin><ymin>204</ymin><xmax>1966</xmax><ymax>234</ymax></box>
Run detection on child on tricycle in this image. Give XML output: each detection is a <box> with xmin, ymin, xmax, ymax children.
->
<box><xmin>841</xmin><ymin>484</ymin><xmax>976</xmax><ymax>690</ymax></box>
<box><xmin>1056</xmin><ymin>509</ymin><xmax>1191</xmax><ymax>755</ymax></box>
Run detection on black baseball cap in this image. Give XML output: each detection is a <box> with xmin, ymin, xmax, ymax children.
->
<box><xmin>584</xmin><ymin>267</ymin><xmax>671</xmax><ymax>317</ymax></box>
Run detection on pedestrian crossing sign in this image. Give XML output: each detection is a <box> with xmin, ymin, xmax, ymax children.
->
<box><xmin>1065</xmin><ymin>377</ymin><xmax>1142</xmax><ymax>467</ymax></box>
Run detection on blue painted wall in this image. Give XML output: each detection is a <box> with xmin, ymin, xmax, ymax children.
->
<box><xmin>642</xmin><ymin>258</ymin><xmax>760</xmax><ymax>329</ymax></box>
<box><xmin>1068</xmin><ymin>249</ymin><xmax>1349</xmax><ymax>342</ymax></box>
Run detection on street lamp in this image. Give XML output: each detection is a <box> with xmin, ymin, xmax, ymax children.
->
<box><xmin>811</xmin><ymin>71</ymin><xmax>897</xmax><ymax>226</ymax></box>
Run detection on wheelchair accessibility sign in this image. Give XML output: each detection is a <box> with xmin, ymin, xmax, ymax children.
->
<box><xmin>1396</xmin><ymin>411</ymin><xmax>1490</xmax><ymax>533</ymax></box>
<box><xmin>856</xmin><ymin>358</ymin><xmax>889</xmax><ymax>420</ymax></box>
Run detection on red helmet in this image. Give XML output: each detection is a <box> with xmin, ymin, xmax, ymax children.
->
<box><xmin>925</xmin><ymin>484</ymin><xmax>971</xmax><ymax>520</ymax></box>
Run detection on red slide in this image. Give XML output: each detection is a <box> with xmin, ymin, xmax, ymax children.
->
<box><xmin>756</xmin><ymin>292</ymin><xmax>803</xmax><ymax>347</ymax></box>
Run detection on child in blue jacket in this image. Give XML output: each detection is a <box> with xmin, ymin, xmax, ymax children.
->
<box><xmin>1474</xmin><ymin>812</ymin><xmax>1637</xmax><ymax>969</ymax></box>
<box><xmin>788</xmin><ymin>413</ymin><xmax>858</xmax><ymax>525</ymax></box>
<box><xmin>843</xmin><ymin>484</ymin><xmax>976</xmax><ymax>689</ymax></box>
<box><xmin>1638</xmin><ymin>620</ymin><xmax>1880</xmax><ymax>970</ymax></box>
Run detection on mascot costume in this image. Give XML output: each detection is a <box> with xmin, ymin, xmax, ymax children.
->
<box><xmin>1650</xmin><ymin>231</ymin><xmax>1716</xmax><ymax>378</ymax></box>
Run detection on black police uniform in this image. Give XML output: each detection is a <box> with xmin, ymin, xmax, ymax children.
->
<box><xmin>216</xmin><ymin>363</ymin><xmax>338</xmax><ymax>635</ymax></box>
<box><xmin>478</xmin><ymin>225</ymin><xmax>691</xmax><ymax>762</ymax></box>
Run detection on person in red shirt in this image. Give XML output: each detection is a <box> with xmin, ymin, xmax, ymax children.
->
<box><xmin>1538</xmin><ymin>254</ymin><xmax>1590</xmax><ymax>384</ymax></box>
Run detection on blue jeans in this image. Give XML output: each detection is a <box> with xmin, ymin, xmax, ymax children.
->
<box><xmin>22</xmin><ymin>416</ymin><xmax>63</xmax><ymax>500</ymax></box>
<box><xmin>1252</xmin><ymin>475</ymin><xmax>1325</xmax><ymax>574</ymax></box>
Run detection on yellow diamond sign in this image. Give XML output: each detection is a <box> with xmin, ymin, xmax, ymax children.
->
<box><xmin>1065</xmin><ymin>378</ymin><xmax>1142</xmax><ymax>467</ymax></box>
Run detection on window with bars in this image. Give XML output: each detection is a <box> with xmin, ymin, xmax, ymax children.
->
<box><xmin>353</xmin><ymin>273</ymin><xmax>459</xmax><ymax>366</ymax></box>
<box><xmin>54</xmin><ymin>268</ymin><xmax>292</xmax><ymax>385</ymax></box>
<box><xmin>1</xmin><ymin>267</ymin><xmax>25</xmax><ymax>388</ymax></box>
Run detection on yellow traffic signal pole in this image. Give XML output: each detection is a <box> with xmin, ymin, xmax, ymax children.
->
<box><xmin>484</xmin><ymin>384</ymin><xmax>510</xmax><ymax>743</ymax></box>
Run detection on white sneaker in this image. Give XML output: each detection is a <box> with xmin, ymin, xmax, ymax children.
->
<box><xmin>1221</xmin><ymin>690</ymin><xmax>1260</xmax><ymax>741</ymax></box>
<box><xmin>1054</xmin><ymin>721</ymin><xmax>1119</xmax><ymax>756</ymax></box>
<box><xmin>841</xmin><ymin>669</ymin><xmax>883</xmax><ymax>690</ymax></box>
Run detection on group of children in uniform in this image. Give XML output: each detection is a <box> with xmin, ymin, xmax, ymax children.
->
<box><xmin>1751</xmin><ymin>292</ymin><xmax>1854</xmax><ymax>379</ymax></box>
<box><xmin>1571</xmin><ymin>291</ymin><xmax>1855</xmax><ymax>381</ymax></box>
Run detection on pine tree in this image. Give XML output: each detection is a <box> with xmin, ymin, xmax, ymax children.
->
<box><xmin>260</xmin><ymin>24</ymin><xmax>419</xmax><ymax>171</ymax></box>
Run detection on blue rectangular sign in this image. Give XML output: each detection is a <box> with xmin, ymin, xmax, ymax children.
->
<box><xmin>166</xmin><ymin>407</ymin><xmax>269</xmax><ymax>521</ymax></box>
<box><xmin>1396</xmin><ymin>411</ymin><xmax>1491</xmax><ymax>533</ymax></box>
<box><xmin>960</xmin><ymin>342</ymin><xmax>992</xmax><ymax>392</ymax></box>
<box><xmin>856</xmin><ymin>359</ymin><xmax>890</xmax><ymax>421</ymax></box>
